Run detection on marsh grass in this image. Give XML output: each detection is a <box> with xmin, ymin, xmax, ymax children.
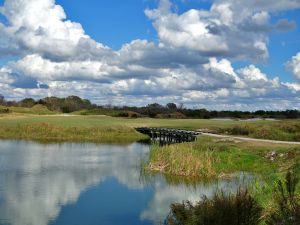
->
<box><xmin>265</xmin><ymin>170</ymin><xmax>300</xmax><ymax>225</ymax></box>
<box><xmin>147</xmin><ymin>137</ymin><xmax>300</xmax><ymax>222</ymax></box>
<box><xmin>146</xmin><ymin>139</ymin><xmax>223</xmax><ymax>178</ymax></box>
<box><xmin>0</xmin><ymin>123</ymin><xmax>148</xmax><ymax>143</ymax></box>
<box><xmin>165</xmin><ymin>170</ymin><xmax>300</xmax><ymax>225</ymax></box>
<box><xmin>146</xmin><ymin>137</ymin><xmax>300</xmax><ymax>180</ymax></box>
<box><xmin>166</xmin><ymin>188</ymin><xmax>262</xmax><ymax>225</ymax></box>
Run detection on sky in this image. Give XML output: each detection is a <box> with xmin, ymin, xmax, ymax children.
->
<box><xmin>0</xmin><ymin>0</ymin><xmax>300</xmax><ymax>110</ymax></box>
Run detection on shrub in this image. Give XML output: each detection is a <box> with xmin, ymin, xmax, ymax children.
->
<box><xmin>225</xmin><ymin>126</ymin><xmax>251</xmax><ymax>136</ymax></box>
<box><xmin>0</xmin><ymin>108</ymin><xmax>10</xmax><ymax>114</ymax></box>
<box><xmin>117</xmin><ymin>112</ymin><xmax>129</xmax><ymax>117</ymax></box>
<box><xmin>117</xmin><ymin>111</ymin><xmax>140</xmax><ymax>118</ymax></box>
<box><xmin>266</xmin><ymin>170</ymin><xmax>300</xmax><ymax>225</ymax></box>
<box><xmin>156</xmin><ymin>112</ymin><xmax>186</xmax><ymax>119</ymax></box>
<box><xmin>166</xmin><ymin>189</ymin><xmax>262</xmax><ymax>225</ymax></box>
<box><xmin>279</xmin><ymin>124</ymin><xmax>300</xmax><ymax>134</ymax></box>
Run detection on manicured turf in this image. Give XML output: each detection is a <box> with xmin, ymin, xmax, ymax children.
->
<box><xmin>0</xmin><ymin>114</ymin><xmax>285</xmax><ymax>128</ymax></box>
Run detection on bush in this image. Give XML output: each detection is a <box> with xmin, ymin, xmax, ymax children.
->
<box><xmin>266</xmin><ymin>170</ymin><xmax>300</xmax><ymax>225</ymax></box>
<box><xmin>279</xmin><ymin>124</ymin><xmax>300</xmax><ymax>134</ymax></box>
<box><xmin>166</xmin><ymin>189</ymin><xmax>262</xmax><ymax>225</ymax></box>
<box><xmin>156</xmin><ymin>112</ymin><xmax>186</xmax><ymax>119</ymax></box>
<box><xmin>225</xmin><ymin>126</ymin><xmax>251</xmax><ymax>136</ymax></box>
<box><xmin>117</xmin><ymin>111</ymin><xmax>140</xmax><ymax>118</ymax></box>
<box><xmin>0</xmin><ymin>108</ymin><xmax>10</xmax><ymax>114</ymax></box>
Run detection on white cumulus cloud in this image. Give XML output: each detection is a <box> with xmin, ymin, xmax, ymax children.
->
<box><xmin>286</xmin><ymin>52</ymin><xmax>300</xmax><ymax>80</ymax></box>
<box><xmin>0</xmin><ymin>0</ymin><xmax>299</xmax><ymax>110</ymax></box>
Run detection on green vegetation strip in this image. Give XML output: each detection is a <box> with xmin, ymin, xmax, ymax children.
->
<box><xmin>0</xmin><ymin>115</ymin><xmax>300</xmax><ymax>142</ymax></box>
<box><xmin>146</xmin><ymin>136</ymin><xmax>300</xmax><ymax>179</ymax></box>
<box><xmin>0</xmin><ymin>123</ymin><xmax>148</xmax><ymax>144</ymax></box>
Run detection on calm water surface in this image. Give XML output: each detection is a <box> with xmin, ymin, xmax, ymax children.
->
<box><xmin>0</xmin><ymin>140</ymin><xmax>251</xmax><ymax>225</ymax></box>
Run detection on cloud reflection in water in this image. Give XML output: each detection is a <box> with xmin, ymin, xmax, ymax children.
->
<box><xmin>0</xmin><ymin>141</ymin><xmax>251</xmax><ymax>225</ymax></box>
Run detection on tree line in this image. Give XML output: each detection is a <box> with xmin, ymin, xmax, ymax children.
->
<box><xmin>1</xmin><ymin>94</ymin><xmax>300</xmax><ymax>119</ymax></box>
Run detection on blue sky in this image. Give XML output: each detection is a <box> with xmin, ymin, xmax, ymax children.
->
<box><xmin>264</xmin><ymin>10</ymin><xmax>300</xmax><ymax>82</ymax></box>
<box><xmin>0</xmin><ymin>0</ymin><xmax>300</xmax><ymax>109</ymax></box>
<box><xmin>55</xmin><ymin>0</ymin><xmax>158</xmax><ymax>49</ymax></box>
<box><xmin>54</xmin><ymin>0</ymin><xmax>213</xmax><ymax>49</ymax></box>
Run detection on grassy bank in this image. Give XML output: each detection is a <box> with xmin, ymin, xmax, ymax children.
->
<box><xmin>146</xmin><ymin>137</ymin><xmax>300</xmax><ymax>211</ymax></box>
<box><xmin>147</xmin><ymin>138</ymin><xmax>300</xmax><ymax>224</ymax></box>
<box><xmin>0</xmin><ymin>123</ymin><xmax>147</xmax><ymax>143</ymax></box>
<box><xmin>146</xmin><ymin>136</ymin><xmax>300</xmax><ymax>180</ymax></box>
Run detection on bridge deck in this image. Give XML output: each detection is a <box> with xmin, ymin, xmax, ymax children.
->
<box><xmin>135</xmin><ymin>127</ymin><xmax>201</xmax><ymax>144</ymax></box>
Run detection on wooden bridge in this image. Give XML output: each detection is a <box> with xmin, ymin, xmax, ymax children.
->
<box><xmin>135</xmin><ymin>127</ymin><xmax>201</xmax><ymax>145</ymax></box>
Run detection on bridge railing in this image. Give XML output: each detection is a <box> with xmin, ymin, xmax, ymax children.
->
<box><xmin>135</xmin><ymin>127</ymin><xmax>201</xmax><ymax>145</ymax></box>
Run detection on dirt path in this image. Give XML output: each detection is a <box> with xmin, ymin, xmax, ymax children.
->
<box><xmin>200</xmin><ymin>132</ymin><xmax>300</xmax><ymax>145</ymax></box>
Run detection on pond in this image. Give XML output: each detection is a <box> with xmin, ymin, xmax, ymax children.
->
<box><xmin>0</xmin><ymin>140</ymin><xmax>252</xmax><ymax>225</ymax></box>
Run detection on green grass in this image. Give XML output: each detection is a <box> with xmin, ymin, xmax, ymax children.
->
<box><xmin>219</xmin><ymin>122</ymin><xmax>300</xmax><ymax>141</ymax></box>
<box><xmin>0</xmin><ymin>122</ymin><xmax>147</xmax><ymax>143</ymax></box>
<box><xmin>0</xmin><ymin>114</ymin><xmax>291</xmax><ymax>128</ymax></box>
<box><xmin>146</xmin><ymin>137</ymin><xmax>300</xmax><ymax>179</ymax></box>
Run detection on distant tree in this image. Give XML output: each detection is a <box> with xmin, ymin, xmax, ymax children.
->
<box><xmin>0</xmin><ymin>94</ymin><xmax>4</xmax><ymax>105</ymax></box>
<box><xmin>5</xmin><ymin>101</ymin><xmax>16</xmax><ymax>107</ymax></box>
<box><xmin>18</xmin><ymin>98</ymin><xmax>36</xmax><ymax>108</ymax></box>
<box><xmin>166</xmin><ymin>103</ymin><xmax>177</xmax><ymax>110</ymax></box>
<box><xmin>199</xmin><ymin>108</ymin><xmax>211</xmax><ymax>119</ymax></box>
<box><xmin>62</xmin><ymin>96</ymin><xmax>93</xmax><ymax>113</ymax></box>
<box><xmin>41</xmin><ymin>97</ymin><xmax>64</xmax><ymax>111</ymax></box>
<box><xmin>147</xmin><ymin>103</ymin><xmax>164</xmax><ymax>108</ymax></box>
<box><xmin>178</xmin><ymin>103</ymin><xmax>184</xmax><ymax>110</ymax></box>
<box><xmin>254</xmin><ymin>110</ymin><xmax>266</xmax><ymax>117</ymax></box>
<box><xmin>39</xmin><ymin>96</ymin><xmax>93</xmax><ymax>113</ymax></box>
<box><xmin>145</xmin><ymin>103</ymin><xmax>164</xmax><ymax>118</ymax></box>
<box><xmin>285</xmin><ymin>110</ymin><xmax>299</xmax><ymax>119</ymax></box>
